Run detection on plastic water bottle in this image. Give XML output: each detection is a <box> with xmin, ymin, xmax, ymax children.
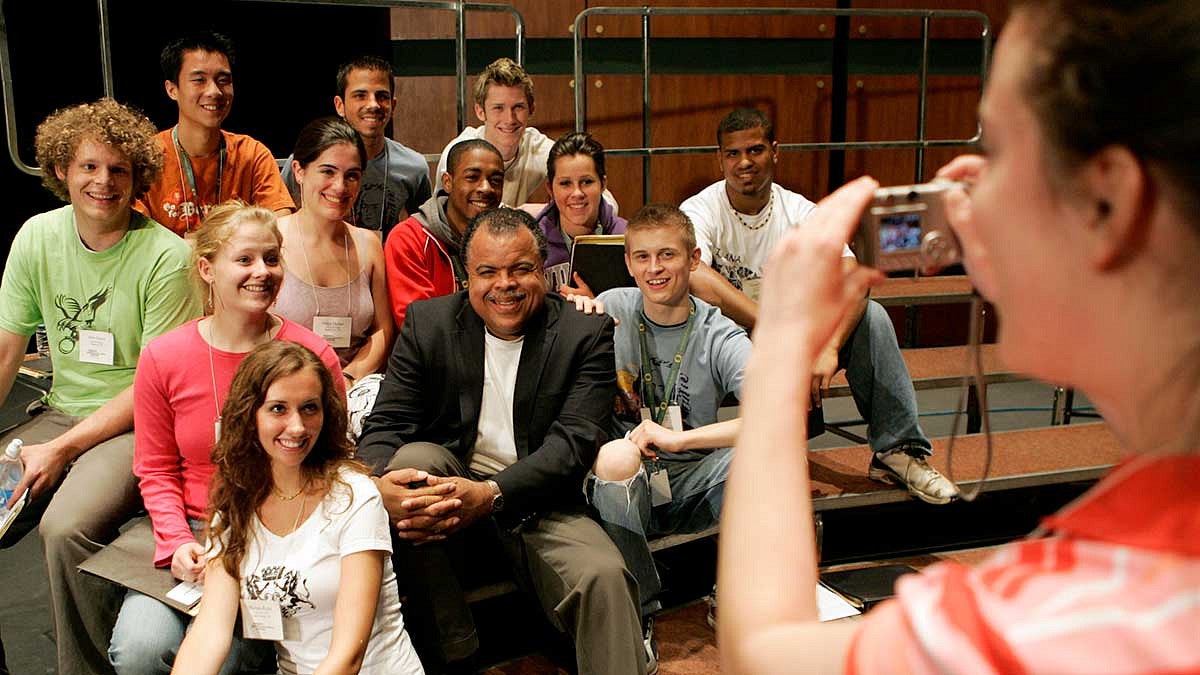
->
<box><xmin>0</xmin><ymin>439</ymin><xmax>24</xmax><ymax>515</ymax></box>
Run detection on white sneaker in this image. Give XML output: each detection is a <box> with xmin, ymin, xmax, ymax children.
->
<box><xmin>869</xmin><ymin>451</ymin><xmax>960</xmax><ymax>505</ymax></box>
<box><xmin>644</xmin><ymin>616</ymin><xmax>659</xmax><ymax>675</ymax></box>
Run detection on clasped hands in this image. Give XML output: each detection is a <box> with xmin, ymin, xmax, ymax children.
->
<box><xmin>375</xmin><ymin>469</ymin><xmax>495</xmax><ymax>544</ymax></box>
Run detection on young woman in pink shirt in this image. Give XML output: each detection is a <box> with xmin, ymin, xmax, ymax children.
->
<box><xmin>108</xmin><ymin>202</ymin><xmax>344</xmax><ymax>674</ymax></box>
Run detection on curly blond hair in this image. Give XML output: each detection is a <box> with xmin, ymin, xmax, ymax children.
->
<box><xmin>34</xmin><ymin>97</ymin><xmax>163</xmax><ymax>202</ymax></box>
<box><xmin>472</xmin><ymin>57</ymin><xmax>534</xmax><ymax>109</ymax></box>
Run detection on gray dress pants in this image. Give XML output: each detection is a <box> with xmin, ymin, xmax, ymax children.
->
<box><xmin>385</xmin><ymin>442</ymin><xmax>645</xmax><ymax>675</ymax></box>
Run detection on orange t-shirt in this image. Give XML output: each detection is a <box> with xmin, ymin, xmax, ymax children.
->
<box><xmin>135</xmin><ymin>129</ymin><xmax>295</xmax><ymax>236</ymax></box>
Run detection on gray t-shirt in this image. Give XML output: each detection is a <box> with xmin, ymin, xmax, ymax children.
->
<box><xmin>597</xmin><ymin>288</ymin><xmax>751</xmax><ymax>457</ymax></box>
<box><xmin>282</xmin><ymin>137</ymin><xmax>432</xmax><ymax>241</ymax></box>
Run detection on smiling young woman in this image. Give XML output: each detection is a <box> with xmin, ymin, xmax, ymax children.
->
<box><xmin>274</xmin><ymin>117</ymin><xmax>395</xmax><ymax>386</ymax></box>
<box><xmin>172</xmin><ymin>341</ymin><xmax>422</xmax><ymax>674</ymax></box>
<box><xmin>107</xmin><ymin>202</ymin><xmax>345</xmax><ymax>674</ymax></box>
<box><xmin>532</xmin><ymin>132</ymin><xmax>628</xmax><ymax>298</ymax></box>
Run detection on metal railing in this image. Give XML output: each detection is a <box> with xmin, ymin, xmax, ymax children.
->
<box><xmin>572</xmin><ymin>6</ymin><xmax>991</xmax><ymax>201</ymax></box>
<box><xmin>243</xmin><ymin>0</ymin><xmax>525</xmax><ymax>132</ymax></box>
<box><xmin>0</xmin><ymin>0</ymin><xmax>525</xmax><ymax>176</ymax></box>
<box><xmin>0</xmin><ymin>0</ymin><xmax>115</xmax><ymax>176</ymax></box>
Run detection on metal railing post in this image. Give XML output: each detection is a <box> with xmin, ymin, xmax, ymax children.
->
<box><xmin>570</xmin><ymin>6</ymin><xmax>991</xmax><ymax>193</ymax></box>
<box><xmin>97</xmin><ymin>0</ymin><xmax>114</xmax><ymax>98</ymax></box>
<box><xmin>641</xmin><ymin>11</ymin><xmax>652</xmax><ymax>203</ymax></box>
<box><xmin>573</xmin><ymin>12</ymin><xmax>587</xmax><ymax>132</ymax></box>
<box><xmin>455</xmin><ymin>0</ymin><xmax>467</xmax><ymax>132</ymax></box>
<box><xmin>915</xmin><ymin>13</ymin><xmax>931</xmax><ymax>182</ymax></box>
<box><xmin>0</xmin><ymin>0</ymin><xmax>119</xmax><ymax>176</ymax></box>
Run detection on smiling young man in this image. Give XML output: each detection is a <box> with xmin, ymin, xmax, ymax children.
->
<box><xmin>281</xmin><ymin>56</ymin><xmax>431</xmax><ymax>241</ymax></box>
<box><xmin>135</xmin><ymin>31</ymin><xmax>294</xmax><ymax>236</ymax></box>
<box><xmin>590</xmin><ymin>204</ymin><xmax>750</xmax><ymax>663</ymax></box>
<box><xmin>359</xmin><ymin>207</ymin><xmax>645</xmax><ymax>674</ymax></box>
<box><xmin>0</xmin><ymin>99</ymin><xmax>198</xmax><ymax>675</ymax></box>
<box><xmin>680</xmin><ymin>108</ymin><xmax>958</xmax><ymax>507</ymax></box>
<box><xmin>384</xmin><ymin>138</ymin><xmax>504</xmax><ymax>328</ymax></box>
<box><xmin>434</xmin><ymin>57</ymin><xmax>553</xmax><ymax>208</ymax></box>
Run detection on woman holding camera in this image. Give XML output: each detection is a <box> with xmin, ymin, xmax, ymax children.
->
<box><xmin>719</xmin><ymin>1</ymin><xmax>1200</xmax><ymax>673</ymax></box>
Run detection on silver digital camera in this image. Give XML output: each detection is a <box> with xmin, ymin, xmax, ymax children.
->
<box><xmin>859</xmin><ymin>181</ymin><xmax>963</xmax><ymax>273</ymax></box>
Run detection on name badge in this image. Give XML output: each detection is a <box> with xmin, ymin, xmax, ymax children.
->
<box><xmin>240</xmin><ymin>598</ymin><xmax>285</xmax><ymax>641</ymax></box>
<box><xmin>665</xmin><ymin>405</ymin><xmax>683</xmax><ymax>432</ymax></box>
<box><xmin>313</xmin><ymin>316</ymin><xmax>352</xmax><ymax>349</ymax></box>
<box><xmin>78</xmin><ymin>329</ymin><xmax>114</xmax><ymax>365</ymax></box>
<box><xmin>166</xmin><ymin>581</ymin><xmax>203</xmax><ymax>613</ymax></box>
<box><xmin>649</xmin><ymin>467</ymin><xmax>672</xmax><ymax>507</ymax></box>
<box><xmin>638</xmin><ymin>406</ymin><xmax>683</xmax><ymax>432</ymax></box>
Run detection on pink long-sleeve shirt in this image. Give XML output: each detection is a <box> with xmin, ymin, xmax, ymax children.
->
<box><xmin>133</xmin><ymin>317</ymin><xmax>345</xmax><ymax>566</ymax></box>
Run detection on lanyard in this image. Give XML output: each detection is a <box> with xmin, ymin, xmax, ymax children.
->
<box><xmin>637</xmin><ymin>301</ymin><xmax>695</xmax><ymax>426</ymax></box>
<box><xmin>353</xmin><ymin>142</ymin><xmax>389</xmax><ymax>232</ymax></box>
<box><xmin>296</xmin><ymin>223</ymin><xmax>353</xmax><ymax>316</ymax></box>
<box><xmin>172</xmin><ymin>126</ymin><xmax>226</xmax><ymax>232</ymax></box>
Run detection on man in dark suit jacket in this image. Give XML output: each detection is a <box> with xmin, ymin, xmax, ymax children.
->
<box><xmin>358</xmin><ymin>207</ymin><xmax>646</xmax><ymax>675</ymax></box>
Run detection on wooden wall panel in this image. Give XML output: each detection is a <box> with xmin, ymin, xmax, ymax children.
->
<box><xmin>842</xmin><ymin>75</ymin><xmax>981</xmax><ymax>185</ymax></box>
<box><xmin>583</xmin><ymin>0</ymin><xmax>835</xmax><ymax>39</ymax></box>
<box><xmin>391</xmin><ymin>1</ymin><xmax>584</xmax><ymax>39</ymax></box>
<box><xmin>393</xmin><ymin>76</ymin><xmax>460</xmax><ymax>158</ymax></box>
<box><xmin>573</xmin><ymin>74</ymin><xmax>834</xmax><ymax>212</ymax></box>
<box><xmin>849</xmin><ymin>0</ymin><xmax>1008</xmax><ymax>40</ymax></box>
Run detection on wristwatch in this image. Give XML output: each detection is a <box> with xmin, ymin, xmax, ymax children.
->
<box><xmin>485</xmin><ymin>479</ymin><xmax>505</xmax><ymax>514</ymax></box>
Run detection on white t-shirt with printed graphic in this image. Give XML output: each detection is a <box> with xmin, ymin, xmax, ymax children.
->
<box><xmin>680</xmin><ymin>180</ymin><xmax>852</xmax><ymax>300</ymax></box>
<box><xmin>218</xmin><ymin>469</ymin><xmax>423</xmax><ymax>675</ymax></box>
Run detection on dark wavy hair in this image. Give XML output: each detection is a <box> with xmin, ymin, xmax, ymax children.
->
<box><xmin>546</xmin><ymin>131</ymin><xmax>606</xmax><ymax>183</ymax></box>
<box><xmin>206</xmin><ymin>341</ymin><xmax>363</xmax><ymax>578</ymax></box>
<box><xmin>292</xmin><ymin>116</ymin><xmax>367</xmax><ymax>171</ymax></box>
<box><xmin>1014</xmin><ymin>0</ymin><xmax>1200</xmax><ymax>218</ymax></box>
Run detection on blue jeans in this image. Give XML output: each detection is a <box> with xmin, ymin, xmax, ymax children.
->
<box><xmin>109</xmin><ymin>585</ymin><xmax>274</xmax><ymax>674</ymax></box>
<box><xmin>589</xmin><ymin>447</ymin><xmax>732</xmax><ymax>618</ymax></box>
<box><xmin>840</xmin><ymin>300</ymin><xmax>931</xmax><ymax>456</ymax></box>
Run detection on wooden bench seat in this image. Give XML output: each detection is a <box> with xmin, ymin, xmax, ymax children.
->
<box><xmin>644</xmin><ymin>422</ymin><xmax>1121</xmax><ymax>553</ymax></box>
<box><xmin>824</xmin><ymin>344</ymin><xmax>1020</xmax><ymax>399</ymax></box>
<box><xmin>871</xmin><ymin>275</ymin><xmax>974</xmax><ymax>307</ymax></box>
<box><xmin>808</xmin><ymin>422</ymin><xmax>1119</xmax><ymax>510</ymax></box>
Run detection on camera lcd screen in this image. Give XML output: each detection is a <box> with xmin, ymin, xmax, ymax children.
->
<box><xmin>878</xmin><ymin>213</ymin><xmax>922</xmax><ymax>252</ymax></box>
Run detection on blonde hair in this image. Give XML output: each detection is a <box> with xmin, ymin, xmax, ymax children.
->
<box><xmin>189</xmin><ymin>200</ymin><xmax>282</xmax><ymax>302</ymax></box>
<box><xmin>472</xmin><ymin>57</ymin><xmax>534</xmax><ymax>109</ymax></box>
